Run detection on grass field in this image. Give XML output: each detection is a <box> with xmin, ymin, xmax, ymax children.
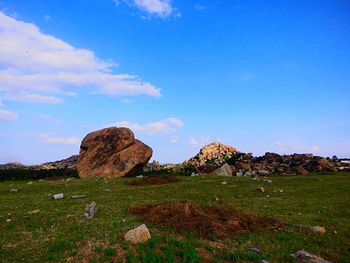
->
<box><xmin>1</xmin><ymin>172</ymin><xmax>349</xmax><ymax>262</ymax></box>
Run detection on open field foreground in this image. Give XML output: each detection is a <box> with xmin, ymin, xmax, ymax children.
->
<box><xmin>1</xmin><ymin>173</ymin><xmax>349</xmax><ymax>263</ymax></box>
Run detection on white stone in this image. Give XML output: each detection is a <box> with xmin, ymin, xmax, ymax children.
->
<box><xmin>53</xmin><ymin>193</ymin><xmax>64</xmax><ymax>200</ymax></box>
<box><xmin>124</xmin><ymin>224</ymin><xmax>151</xmax><ymax>244</ymax></box>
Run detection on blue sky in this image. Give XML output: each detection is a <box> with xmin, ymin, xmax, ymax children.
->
<box><xmin>0</xmin><ymin>0</ymin><xmax>349</xmax><ymax>164</ymax></box>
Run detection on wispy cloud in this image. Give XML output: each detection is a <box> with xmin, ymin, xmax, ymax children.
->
<box><xmin>0</xmin><ymin>109</ymin><xmax>18</xmax><ymax>121</ymax></box>
<box><xmin>0</xmin><ymin>12</ymin><xmax>160</xmax><ymax>105</ymax></box>
<box><xmin>188</xmin><ymin>135</ymin><xmax>211</xmax><ymax>147</ymax></box>
<box><xmin>194</xmin><ymin>3</ymin><xmax>206</xmax><ymax>11</ymax></box>
<box><xmin>116</xmin><ymin>117</ymin><xmax>184</xmax><ymax>135</ymax></box>
<box><xmin>274</xmin><ymin>140</ymin><xmax>321</xmax><ymax>153</ymax></box>
<box><xmin>39</xmin><ymin>114</ymin><xmax>63</xmax><ymax>124</ymax></box>
<box><xmin>38</xmin><ymin>133</ymin><xmax>80</xmax><ymax>145</ymax></box>
<box><xmin>114</xmin><ymin>0</ymin><xmax>178</xmax><ymax>18</ymax></box>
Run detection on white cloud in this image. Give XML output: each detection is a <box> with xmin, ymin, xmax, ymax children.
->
<box><xmin>188</xmin><ymin>135</ymin><xmax>211</xmax><ymax>147</ymax></box>
<box><xmin>116</xmin><ymin>117</ymin><xmax>183</xmax><ymax>135</ymax></box>
<box><xmin>115</xmin><ymin>0</ymin><xmax>177</xmax><ymax>18</ymax></box>
<box><xmin>310</xmin><ymin>146</ymin><xmax>320</xmax><ymax>151</ymax></box>
<box><xmin>39</xmin><ymin>114</ymin><xmax>63</xmax><ymax>124</ymax></box>
<box><xmin>39</xmin><ymin>133</ymin><xmax>80</xmax><ymax>145</ymax></box>
<box><xmin>170</xmin><ymin>136</ymin><xmax>178</xmax><ymax>144</ymax></box>
<box><xmin>274</xmin><ymin>140</ymin><xmax>321</xmax><ymax>153</ymax></box>
<box><xmin>0</xmin><ymin>12</ymin><xmax>160</xmax><ymax>105</ymax></box>
<box><xmin>194</xmin><ymin>3</ymin><xmax>206</xmax><ymax>11</ymax></box>
<box><xmin>0</xmin><ymin>108</ymin><xmax>18</xmax><ymax>121</ymax></box>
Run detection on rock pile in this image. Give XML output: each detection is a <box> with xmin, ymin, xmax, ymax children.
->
<box><xmin>182</xmin><ymin>142</ymin><xmax>349</xmax><ymax>177</ymax></box>
<box><xmin>186</xmin><ymin>142</ymin><xmax>240</xmax><ymax>166</ymax></box>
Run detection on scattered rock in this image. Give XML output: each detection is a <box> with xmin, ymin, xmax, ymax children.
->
<box><xmin>27</xmin><ymin>182</ymin><xmax>33</xmax><ymax>185</ymax></box>
<box><xmin>250</xmin><ymin>247</ymin><xmax>261</xmax><ymax>253</ymax></box>
<box><xmin>136</xmin><ymin>175</ymin><xmax>144</xmax><ymax>178</ymax></box>
<box><xmin>124</xmin><ymin>224</ymin><xmax>151</xmax><ymax>244</ymax></box>
<box><xmin>263</xmin><ymin>179</ymin><xmax>272</xmax><ymax>183</ymax></box>
<box><xmin>9</xmin><ymin>189</ymin><xmax>18</xmax><ymax>192</ymax></box>
<box><xmin>77</xmin><ymin>127</ymin><xmax>153</xmax><ymax>179</ymax></box>
<box><xmin>298</xmin><ymin>225</ymin><xmax>326</xmax><ymax>234</ymax></box>
<box><xmin>71</xmin><ymin>195</ymin><xmax>86</xmax><ymax>199</ymax></box>
<box><xmin>256</xmin><ymin>187</ymin><xmax>265</xmax><ymax>193</ymax></box>
<box><xmin>6</xmin><ymin>219</ymin><xmax>11</xmax><ymax>222</ymax></box>
<box><xmin>53</xmin><ymin>193</ymin><xmax>64</xmax><ymax>200</ymax></box>
<box><xmin>236</xmin><ymin>171</ymin><xmax>243</xmax><ymax>177</ymax></box>
<box><xmin>27</xmin><ymin>209</ymin><xmax>40</xmax><ymax>215</ymax></box>
<box><xmin>294</xmin><ymin>250</ymin><xmax>332</xmax><ymax>263</ymax></box>
<box><xmin>221</xmin><ymin>181</ymin><xmax>227</xmax><ymax>185</ymax></box>
<box><xmin>259</xmin><ymin>260</ymin><xmax>270</xmax><ymax>263</ymax></box>
<box><xmin>84</xmin><ymin>202</ymin><xmax>97</xmax><ymax>219</ymax></box>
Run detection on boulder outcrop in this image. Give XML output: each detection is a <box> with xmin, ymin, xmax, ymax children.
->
<box><xmin>77</xmin><ymin>127</ymin><xmax>152</xmax><ymax>178</ymax></box>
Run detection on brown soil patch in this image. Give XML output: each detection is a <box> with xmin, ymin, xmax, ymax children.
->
<box><xmin>130</xmin><ymin>201</ymin><xmax>285</xmax><ymax>238</ymax></box>
<box><xmin>128</xmin><ymin>176</ymin><xmax>180</xmax><ymax>186</ymax></box>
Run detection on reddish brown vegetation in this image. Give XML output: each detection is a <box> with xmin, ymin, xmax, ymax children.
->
<box><xmin>130</xmin><ymin>201</ymin><xmax>285</xmax><ymax>238</ymax></box>
<box><xmin>128</xmin><ymin>176</ymin><xmax>180</xmax><ymax>186</ymax></box>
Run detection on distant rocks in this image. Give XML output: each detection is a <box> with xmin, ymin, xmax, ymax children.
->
<box><xmin>0</xmin><ymin>155</ymin><xmax>78</xmax><ymax>171</ymax></box>
<box><xmin>186</xmin><ymin>142</ymin><xmax>240</xmax><ymax>167</ymax></box>
<box><xmin>179</xmin><ymin>142</ymin><xmax>349</xmax><ymax>177</ymax></box>
<box><xmin>77</xmin><ymin>127</ymin><xmax>152</xmax><ymax>179</ymax></box>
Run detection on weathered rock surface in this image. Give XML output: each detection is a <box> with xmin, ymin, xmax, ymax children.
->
<box><xmin>124</xmin><ymin>224</ymin><xmax>151</xmax><ymax>244</ymax></box>
<box><xmin>197</xmin><ymin>163</ymin><xmax>233</xmax><ymax>176</ymax></box>
<box><xmin>84</xmin><ymin>201</ymin><xmax>97</xmax><ymax>219</ymax></box>
<box><xmin>294</xmin><ymin>250</ymin><xmax>332</xmax><ymax>263</ymax></box>
<box><xmin>77</xmin><ymin>127</ymin><xmax>152</xmax><ymax>178</ymax></box>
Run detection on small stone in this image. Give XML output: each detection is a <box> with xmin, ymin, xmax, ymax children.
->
<box><xmin>250</xmin><ymin>247</ymin><xmax>261</xmax><ymax>253</ymax></box>
<box><xmin>298</xmin><ymin>225</ymin><xmax>326</xmax><ymax>234</ymax></box>
<box><xmin>53</xmin><ymin>193</ymin><xmax>64</xmax><ymax>200</ymax></box>
<box><xmin>124</xmin><ymin>224</ymin><xmax>151</xmax><ymax>244</ymax></box>
<box><xmin>256</xmin><ymin>187</ymin><xmax>265</xmax><ymax>193</ymax></box>
<box><xmin>6</xmin><ymin>219</ymin><xmax>11</xmax><ymax>222</ymax></box>
<box><xmin>103</xmin><ymin>189</ymin><xmax>111</xmax><ymax>192</ymax></box>
<box><xmin>236</xmin><ymin>172</ymin><xmax>243</xmax><ymax>177</ymax></box>
<box><xmin>136</xmin><ymin>175</ymin><xmax>144</xmax><ymax>178</ymax></box>
<box><xmin>221</xmin><ymin>181</ymin><xmax>227</xmax><ymax>185</ymax></box>
<box><xmin>27</xmin><ymin>182</ymin><xmax>33</xmax><ymax>185</ymax></box>
<box><xmin>84</xmin><ymin>201</ymin><xmax>97</xmax><ymax>219</ymax></box>
<box><xmin>9</xmin><ymin>189</ymin><xmax>18</xmax><ymax>192</ymax></box>
<box><xmin>27</xmin><ymin>209</ymin><xmax>40</xmax><ymax>215</ymax></box>
<box><xmin>215</xmin><ymin>196</ymin><xmax>219</xmax><ymax>201</ymax></box>
<box><xmin>294</xmin><ymin>250</ymin><xmax>332</xmax><ymax>263</ymax></box>
<box><xmin>263</xmin><ymin>179</ymin><xmax>272</xmax><ymax>183</ymax></box>
<box><xmin>259</xmin><ymin>260</ymin><xmax>270</xmax><ymax>263</ymax></box>
<box><xmin>71</xmin><ymin>195</ymin><xmax>86</xmax><ymax>199</ymax></box>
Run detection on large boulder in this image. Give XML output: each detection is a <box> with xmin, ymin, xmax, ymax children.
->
<box><xmin>77</xmin><ymin>127</ymin><xmax>152</xmax><ymax>178</ymax></box>
<box><xmin>197</xmin><ymin>163</ymin><xmax>233</xmax><ymax>176</ymax></box>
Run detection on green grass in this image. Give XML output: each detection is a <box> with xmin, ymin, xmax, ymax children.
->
<box><xmin>0</xmin><ymin>172</ymin><xmax>350</xmax><ymax>262</ymax></box>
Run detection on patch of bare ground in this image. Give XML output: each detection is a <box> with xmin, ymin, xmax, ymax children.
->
<box><xmin>127</xmin><ymin>176</ymin><xmax>180</xmax><ymax>186</ymax></box>
<box><xmin>130</xmin><ymin>201</ymin><xmax>285</xmax><ymax>239</ymax></box>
